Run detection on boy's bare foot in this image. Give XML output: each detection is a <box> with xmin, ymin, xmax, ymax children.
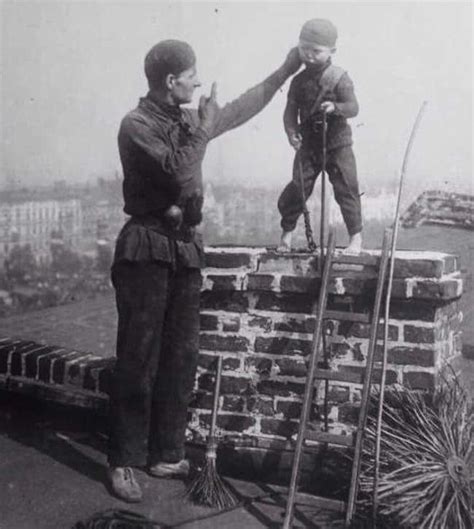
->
<box><xmin>277</xmin><ymin>230</ymin><xmax>293</xmax><ymax>252</ymax></box>
<box><xmin>343</xmin><ymin>232</ymin><xmax>362</xmax><ymax>254</ymax></box>
<box><xmin>108</xmin><ymin>466</ymin><xmax>143</xmax><ymax>503</ymax></box>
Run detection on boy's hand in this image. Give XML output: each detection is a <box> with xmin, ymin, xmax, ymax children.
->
<box><xmin>288</xmin><ymin>132</ymin><xmax>302</xmax><ymax>151</ymax></box>
<box><xmin>282</xmin><ymin>47</ymin><xmax>302</xmax><ymax>76</ymax></box>
<box><xmin>320</xmin><ymin>101</ymin><xmax>336</xmax><ymax>114</ymax></box>
<box><xmin>199</xmin><ymin>82</ymin><xmax>220</xmax><ymax>132</ymax></box>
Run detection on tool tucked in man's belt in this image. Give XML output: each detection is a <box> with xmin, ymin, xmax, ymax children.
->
<box><xmin>164</xmin><ymin>193</ymin><xmax>204</xmax><ymax>232</ymax></box>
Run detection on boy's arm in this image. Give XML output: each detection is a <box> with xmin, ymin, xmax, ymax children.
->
<box><xmin>197</xmin><ymin>48</ymin><xmax>301</xmax><ymax>139</ymax></box>
<box><xmin>283</xmin><ymin>98</ymin><xmax>302</xmax><ymax>150</ymax></box>
<box><xmin>332</xmin><ymin>72</ymin><xmax>359</xmax><ymax>118</ymax></box>
<box><xmin>283</xmin><ymin>76</ymin><xmax>302</xmax><ymax>149</ymax></box>
<box><xmin>283</xmin><ymin>97</ymin><xmax>299</xmax><ymax>138</ymax></box>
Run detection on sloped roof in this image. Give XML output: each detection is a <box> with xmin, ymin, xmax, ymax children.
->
<box><xmin>401</xmin><ymin>190</ymin><xmax>473</xmax><ymax>230</ymax></box>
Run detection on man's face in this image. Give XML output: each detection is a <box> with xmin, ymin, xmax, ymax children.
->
<box><xmin>169</xmin><ymin>66</ymin><xmax>201</xmax><ymax>105</ymax></box>
<box><xmin>298</xmin><ymin>39</ymin><xmax>333</xmax><ymax>67</ymax></box>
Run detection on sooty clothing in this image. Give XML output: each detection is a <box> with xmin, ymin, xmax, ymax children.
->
<box><xmin>109</xmin><ymin>65</ymin><xmax>296</xmax><ymax>467</ymax></box>
<box><xmin>278</xmin><ymin>61</ymin><xmax>362</xmax><ymax>236</ymax></box>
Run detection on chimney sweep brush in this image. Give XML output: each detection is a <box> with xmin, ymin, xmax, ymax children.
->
<box><xmin>186</xmin><ymin>355</ymin><xmax>237</xmax><ymax>509</ymax></box>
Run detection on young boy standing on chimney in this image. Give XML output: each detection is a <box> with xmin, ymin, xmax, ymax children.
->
<box><xmin>277</xmin><ymin>18</ymin><xmax>363</xmax><ymax>253</ymax></box>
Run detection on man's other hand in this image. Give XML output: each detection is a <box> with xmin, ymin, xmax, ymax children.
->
<box><xmin>198</xmin><ymin>82</ymin><xmax>219</xmax><ymax>132</ymax></box>
<box><xmin>283</xmin><ymin>47</ymin><xmax>302</xmax><ymax>76</ymax></box>
<box><xmin>288</xmin><ymin>132</ymin><xmax>302</xmax><ymax>151</ymax></box>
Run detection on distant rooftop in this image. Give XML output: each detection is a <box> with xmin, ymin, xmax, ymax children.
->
<box><xmin>401</xmin><ymin>190</ymin><xmax>474</xmax><ymax>230</ymax></box>
<box><xmin>0</xmin><ymin>177</ymin><xmax>123</xmax><ymax>205</ymax></box>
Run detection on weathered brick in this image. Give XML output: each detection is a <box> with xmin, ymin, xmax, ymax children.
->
<box><xmin>441</xmin><ymin>255</ymin><xmax>458</xmax><ymax>275</ymax></box>
<box><xmin>198</xmin><ymin>373</ymin><xmax>215</xmax><ymax>392</ymax></box>
<box><xmin>222</xmin><ymin>316</ymin><xmax>240</xmax><ymax>333</ymax></box>
<box><xmin>393</xmin><ymin>258</ymin><xmax>444</xmax><ymax>279</ymax></box>
<box><xmin>197</xmin><ymin>354</ymin><xmax>241</xmax><ymax>371</ymax></box>
<box><xmin>245</xmin><ymin>357</ymin><xmax>272</xmax><ymax>376</ymax></box>
<box><xmin>65</xmin><ymin>358</ymin><xmax>88</xmax><ymax>385</ymax></box>
<box><xmin>189</xmin><ymin>391</ymin><xmax>214</xmax><ymax>410</ymax></box>
<box><xmin>0</xmin><ymin>339</ymin><xmax>20</xmax><ymax>374</ymax></box>
<box><xmin>205</xmin><ymin>252</ymin><xmax>251</xmax><ymax>269</ymax></box>
<box><xmin>200</xmin><ymin>334</ymin><xmax>249</xmax><ymax>352</ymax></box>
<box><xmin>258</xmin><ymin>253</ymin><xmax>319</xmax><ymax>275</ymax></box>
<box><xmin>274</xmin><ymin>316</ymin><xmax>315</xmax><ymax>334</ymax></box>
<box><xmin>220</xmin><ymin>376</ymin><xmax>252</xmax><ymax>395</ymax></box>
<box><xmin>257</xmin><ymin>380</ymin><xmax>304</xmax><ymax>398</ymax></box>
<box><xmin>390</xmin><ymin>279</ymin><xmax>409</xmax><ymax>298</ymax></box>
<box><xmin>326</xmin><ymin>386</ymin><xmax>350</xmax><ymax>404</ymax></box>
<box><xmin>412</xmin><ymin>279</ymin><xmax>462</xmax><ymax>300</ymax></box>
<box><xmin>389</xmin><ymin>300</ymin><xmax>439</xmax><ymax>322</ymax></box>
<box><xmin>260</xmin><ymin>418</ymin><xmax>298</xmax><ymax>438</ymax></box>
<box><xmin>374</xmin><ymin>346</ymin><xmax>436</xmax><ymax>367</ymax></box>
<box><xmin>403</xmin><ymin>325</ymin><xmax>435</xmax><ymax>344</ymax></box>
<box><xmin>335</xmin><ymin>277</ymin><xmax>377</xmax><ymax>296</ymax></box>
<box><xmin>24</xmin><ymin>346</ymin><xmax>58</xmax><ymax>378</ymax></box>
<box><xmin>247</xmin><ymin>396</ymin><xmax>275</xmax><ymax>416</ymax></box>
<box><xmin>275</xmin><ymin>357</ymin><xmax>308</xmax><ymax>377</ymax></box>
<box><xmin>206</xmin><ymin>274</ymin><xmax>239</xmax><ymax>291</ymax></box>
<box><xmin>255</xmin><ymin>292</ymin><xmax>314</xmax><ymax>313</ymax></box>
<box><xmin>338</xmin><ymin>322</ymin><xmax>398</xmax><ymax>341</ymax></box>
<box><xmin>200</xmin><ymin>313</ymin><xmax>219</xmax><ymax>331</ymax></box>
<box><xmin>222</xmin><ymin>395</ymin><xmax>246</xmax><ymax>412</ymax></box>
<box><xmin>247</xmin><ymin>315</ymin><xmax>273</xmax><ymax>332</ymax></box>
<box><xmin>254</xmin><ymin>337</ymin><xmax>312</xmax><ymax>356</ymax></box>
<box><xmin>404</xmin><ymin>371</ymin><xmax>435</xmax><ymax>390</ymax></box>
<box><xmin>331</xmin><ymin>342</ymin><xmax>352</xmax><ymax>360</ymax></box>
<box><xmin>247</xmin><ymin>274</ymin><xmax>277</xmax><ymax>291</ymax></box>
<box><xmin>217</xmin><ymin>414</ymin><xmax>256</xmax><ymax>432</ymax></box>
<box><xmin>339</xmin><ymin>365</ymin><xmax>398</xmax><ymax>385</ymax></box>
<box><xmin>38</xmin><ymin>350</ymin><xmax>67</xmax><ymax>383</ymax></box>
<box><xmin>280</xmin><ymin>276</ymin><xmax>320</xmax><ymax>294</ymax></box>
<box><xmin>338</xmin><ymin>403</ymin><xmax>360</xmax><ymax>425</ymax></box>
<box><xmin>83</xmin><ymin>358</ymin><xmax>114</xmax><ymax>391</ymax></box>
<box><xmin>276</xmin><ymin>400</ymin><xmax>302</xmax><ymax>419</ymax></box>
<box><xmin>9</xmin><ymin>342</ymin><xmax>40</xmax><ymax>376</ymax></box>
<box><xmin>201</xmin><ymin>291</ymin><xmax>248</xmax><ymax>312</ymax></box>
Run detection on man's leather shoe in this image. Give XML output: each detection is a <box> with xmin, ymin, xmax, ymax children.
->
<box><xmin>148</xmin><ymin>459</ymin><xmax>190</xmax><ymax>479</ymax></box>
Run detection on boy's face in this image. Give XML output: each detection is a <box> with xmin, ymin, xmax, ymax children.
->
<box><xmin>298</xmin><ymin>39</ymin><xmax>334</xmax><ymax>67</ymax></box>
<box><xmin>168</xmin><ymin>65</ymin><xmax>201</xmax><ymax>105</ymax></box>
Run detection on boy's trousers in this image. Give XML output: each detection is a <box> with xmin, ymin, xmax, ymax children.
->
<box><xmin>278</xmin><ymin>145</ymin><xmax>362</xmax><ymax>236</ymax></box>
<box><xmin>108</xmin><ymin>260</ymin><xmax>202</xmax><ymax>468</ymax></box>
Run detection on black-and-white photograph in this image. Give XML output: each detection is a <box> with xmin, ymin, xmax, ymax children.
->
<box><xmin>0</xmin><ymin>1</ymin><xmax>472</xmax><ymax>528</ymax></box>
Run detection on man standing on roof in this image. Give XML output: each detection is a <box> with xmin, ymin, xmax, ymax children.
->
<box><xmin>107</xmin><ymin>39</ymin><xmax>301</xmax><ymax>502</ymax></box>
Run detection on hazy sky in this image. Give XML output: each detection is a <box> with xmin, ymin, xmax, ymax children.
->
<box><xmin>1</xmin><ymin>1</ymin><xmax>472</xmax><ymax>200</ymax></box>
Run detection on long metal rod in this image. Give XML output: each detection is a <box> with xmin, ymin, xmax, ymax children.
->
<box><xmin>372</xmin><ymin>101</ymin><xmax>428</xmax><ymax>526</ymax></box>
<box><xmin>283</xmin><ymin>231</ymin><xmax>336</xmax><ymax>529</ymax></box>
<box><xmin>320</xmin><ymin>111</ymin><xmax>328</xmax><ymax>265</ymax></box>
<box><xmin>209</xmin><ymin>355</ymin><xmax>223</xmax><ymax>443</ymax></box>
<box><xmin>345</xmin><ymin>228</ymin><xmax>392</xmax><ymax>527</ymax></box>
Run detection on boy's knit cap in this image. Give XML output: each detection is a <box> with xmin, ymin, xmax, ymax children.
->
<box><xmin>145</xmin><ymin>40</ymin><xmax>196</xmax><ymax>88</ymax></box>
<box><xmin>300</xmin><ymin>19</ymin><xmax>338</xmax><ymax>48</ymax></box>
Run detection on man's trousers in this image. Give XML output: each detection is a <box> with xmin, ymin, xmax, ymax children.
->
<box><xmin>108</xmin><ymin>261</ymin><xmax>202</xmax><ymax>468</ymax></box>
<box><xmin>278</xmin><ymin>145</ymin><xmax>362</xmax><ymax>236</ymax></box>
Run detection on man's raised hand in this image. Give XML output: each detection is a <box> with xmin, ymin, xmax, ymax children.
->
<box><xmin>282</xmin><ymin>47</ymin><xmax>302</xmax><ymax>76</ymax></box>
<box><xmin>199</xmin><ymin>82</ymin><xmax>219</xmax><ymax>133</ymax></box>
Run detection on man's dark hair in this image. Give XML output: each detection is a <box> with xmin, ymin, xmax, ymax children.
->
<box><xmin>144</xmin><ymin>39</ymin><xmax>196</xmax><ymax>89</ymax></box>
